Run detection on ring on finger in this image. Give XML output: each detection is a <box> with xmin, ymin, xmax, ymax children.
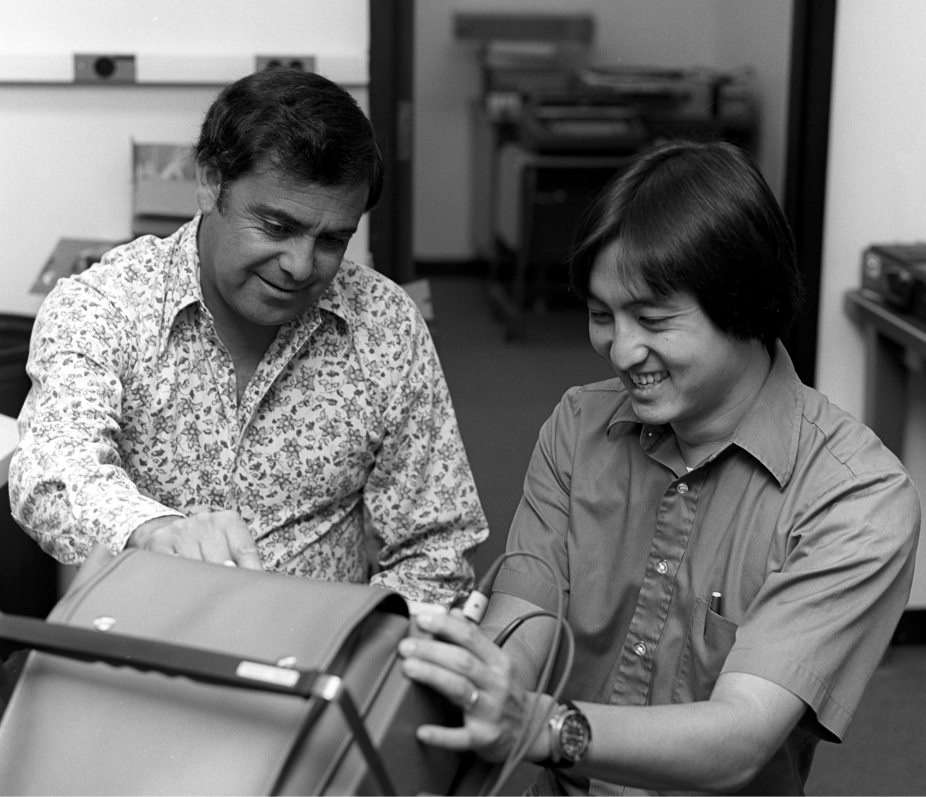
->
<box><xmin>463</xmin><ymin>686</ymin><xmax>479</xmax><ymax>711</ymax></box>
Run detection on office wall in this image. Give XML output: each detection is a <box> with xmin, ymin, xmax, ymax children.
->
<box><xmin>0</xmin><ymin>0</ymin><xmax>368</xmax><ymax>318</ymax></box>
<box><xmin>413</xmin><ymin>0</ymin><xmax>793</xmax><ymax>261</ymax></box>
<box><xmin>819</xmin><ymin>0</ymin><xmax>926</xmax><ymax>608</ymax></box>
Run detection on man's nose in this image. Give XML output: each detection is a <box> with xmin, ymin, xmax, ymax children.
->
<box><xmin>609</xmin><ymin>322</ymin><xmax>647</xmax><ymax>372</ymax></box>
<box><xmin>278</xmin><ymin>238</ymin><xmax>315</xmax><ymax>282</ymax></box>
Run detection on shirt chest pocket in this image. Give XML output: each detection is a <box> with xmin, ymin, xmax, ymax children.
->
<box><xmin>672</xmin><ymin>597</ymin><xmax>739</xmax><ymax>704</ymax></box>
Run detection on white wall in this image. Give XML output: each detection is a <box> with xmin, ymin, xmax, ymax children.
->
<box><xmin>819</xmin><ymin>0</ymin><xmax>926</xmax><ymax>607</ymax></box>
<box><xmin>0</xmin><ymin>0</ymin><xmax>369</xmax><ymax>318</ymax></box>
<box><xmin>413</xmin><ymin>0</ymin><xmax>793</xmax><ymax>261</ymax></box>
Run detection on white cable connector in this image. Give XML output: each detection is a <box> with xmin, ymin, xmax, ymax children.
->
<box><xmin>460</xmin><ymin>556</ymin><xmax>506</xmax><ymax>624</ymax></box>
<box><xmin>461</xmin><ymin>589</ymin><xmax>490</xmax><ymax>623</ymax></box>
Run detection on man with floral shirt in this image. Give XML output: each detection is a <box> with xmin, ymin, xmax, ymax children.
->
<box><xmin>9</xmin><ymin>69</ymin><xmax>488</xmax><ymax>607</ymax></box>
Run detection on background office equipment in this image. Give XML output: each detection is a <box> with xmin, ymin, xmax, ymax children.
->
<box><xmin>454</xmin><ymin>12</ymin><xmax>594</xmax><ymax>109</ymax></box>
<box><xmin>860</xmin><ymin>242</ymin><xmax>926</xmax><ymax>322</ymax></box>
<box><xmin>846</xmin><ymin>242</ymin><xmax>926</xmax><ymax>635</ymax></box>
<box><xmin>455</xmin><ymin>11</ymin><xmax>757</xmax><ymax>338</ymax></box>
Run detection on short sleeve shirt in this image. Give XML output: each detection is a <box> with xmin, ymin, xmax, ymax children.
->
<box><xmin>494</xmin><ymin>343</ymin><xmax>920</xmax><ymax>795</ymax></box>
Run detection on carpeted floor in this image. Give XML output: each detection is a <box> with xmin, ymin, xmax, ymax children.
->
<box><xmin>427</xmin><ymin>274</ymin><xmax>926</xmax><ymax>796</ymax></box>
<box><xmin>428</xmin><ymin>274</ymin><xmax>612</xmax><ymax>576</ymax></box>
<box><xmin>806</xmin><ymin>644</ymin><xmax>926</xmax><ymax>795</ymax></box>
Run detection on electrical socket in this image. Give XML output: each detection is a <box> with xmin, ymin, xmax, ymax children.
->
<box><xmin>254</xmin><ymin>55</ymin><xmax>316</xmax><ymax>73</ymax></box>
<box><xmin>74</xmin><ymin>54</ymin><xmax>136</xmax><ymax>84</ymax></box>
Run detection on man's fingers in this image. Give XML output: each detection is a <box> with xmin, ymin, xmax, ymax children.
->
<box><xmin>197</xmin><ymin>525</ymin><xmax>263</xmax><ymax>570</ymax></box>
<box><xmin>141</xmin><ymin>526</ymin><xmax>204</xmax><ymax>560</ymax></box>
<box><xmin>232</xmin><ymin>541</ymin><xmax>264</xmax><ymax>571</ymax></box>
<box><xmin>401</xmin><ymin>646</ymin><xmax>472</xmax><ymax>698</ymax></box>
<box><xmin>133</xmin><ymin>510</ymin><xmax>263</xmax><ymax>570</ymax></box>
<box><xmin>214</xmin><ymin>512</ymin><xmax>264</xmax><ymax>571</ymax></box>
<box><xmin>413</xmin><ymin>724</ymin><xmax>473</xmax><ymax>752</ymax></box>
<box><xmin>415</xmin><ymin>610</ymin><xmax>499</xmax><ymax>662</ymax></box>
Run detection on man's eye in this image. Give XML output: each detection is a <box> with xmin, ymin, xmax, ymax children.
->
<box><xmin>263</xmin><ymin>222</ymin><xmax>289</xmax><ymax>237</ymax></box>
<box><xmin>639</xmin><ymin>315</ymin><xmax>670</xmax><ymax>328</ymax></box>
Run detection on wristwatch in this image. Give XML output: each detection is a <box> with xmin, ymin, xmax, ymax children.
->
<box><xmin>538</xmin><ymin>700</ymin><xmax>592</xmax><ymax>769</ymax></box>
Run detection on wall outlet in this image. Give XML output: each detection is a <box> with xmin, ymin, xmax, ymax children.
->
<box><xmin>254</xmin><ymin>55</ymin><xmax>315</xmax><ymax>73</ymax></box>
<box><xmin>74</xmin><ymin>54</ymin><xmax>136</xmax><ymax>83</ymax></box>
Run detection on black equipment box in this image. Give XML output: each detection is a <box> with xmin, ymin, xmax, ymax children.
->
<box><xmin>518</xmin><ymin>92</ymin><xmax>651</xmax><ymax>154</ymax></box>
<box><xmin>861</xmin><ymin>243</ymin><xmax>926</xmax><ymax>321</ymax></box>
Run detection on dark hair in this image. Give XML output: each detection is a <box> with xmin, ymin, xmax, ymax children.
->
<box><xmin>193</xmin><ymin>68</ymin><xmax>384</xmax><ymax>211</ymax></box>
<box><xmin>569</xmin><ymin>139</ymin><xmax>803</xmax><ymax>350</ymax></box>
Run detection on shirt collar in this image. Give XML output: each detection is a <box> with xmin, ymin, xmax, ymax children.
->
<box><xmin>729</xmin><ymin>341</ymin><xmax>802</xmax><ymax>488</ymax></box>
<box><xmin>315</xmin><ymin>263</ymin><xmax>351</xmax><ymax>325</ymax></box>
<box><xmin>164</xmin><ymin>213</ymin><xmax>206</xmax><ymax>322</ymax></box>
<box><xmin>606</xmin><ymin>340</ymin><xmax>803</xmax><ymax>488</ymax></box>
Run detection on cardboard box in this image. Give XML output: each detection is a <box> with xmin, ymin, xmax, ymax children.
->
<box><xmin>133</xmin><ymin>143</ymin><xmax>198</xmax><ymax>236</ymax></box>
<box><xmin>32</xmin><ymin>238</ymin><xmax>117</xmax><ymax>294</ymax></box>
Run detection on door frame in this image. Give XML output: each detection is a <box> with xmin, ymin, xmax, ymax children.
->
<box><xmin>782</xmin><ymin>0</ymin><xmax>838</xmax><ymax>387</ymax></box>
<box><xmin>368</xmin><ymin>0</ymin><xmax>415</xmax><ymax>284</ymax></box>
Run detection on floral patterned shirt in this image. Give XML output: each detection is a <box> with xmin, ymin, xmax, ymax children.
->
<box><xmin>10</xmin><ymin>216</ymin><xmax>488</xmax><ymax>606</ymax></box>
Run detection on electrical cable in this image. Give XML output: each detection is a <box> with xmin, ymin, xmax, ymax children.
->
<box><xmin>489</xmin><ymin>608</ymin><xmax>572</xmax><ymax>792</ymax></box>
<box><xmin>492</xmin><ymin>609</ymin><xmax>559</xmax><ymax>647</ymax></box>
<box><xmin>485</xmin><ymin>621</ymin><xmax>575</xmax><ymax>796</ymax></box>
<box><xmin>456</xmin><ymin>550</ymin><xmax>574</xmax><ymax>797</ymax></box>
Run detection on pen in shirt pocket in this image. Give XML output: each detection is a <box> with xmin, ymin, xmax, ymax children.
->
<box><xmin>709</xmin><ymin>591</ymin><xmax>723</xmax><ymax>616</ymax></box>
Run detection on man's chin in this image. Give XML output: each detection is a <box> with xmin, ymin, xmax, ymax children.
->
<box><xmin>251</xmin><ymin>294</ymin><xmax>316</xmax><ymax>323</ymax></box>
<box><xmin>629</xmin><ymin>398</ymin><xmax>677</xmax><ymax>428</ymax></box>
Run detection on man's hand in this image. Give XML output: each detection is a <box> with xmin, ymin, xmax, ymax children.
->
<box><xmin>127</xmin><ymin>509</ymin><xmax>263</xmax><ymax>570</ymax></box>
<box><xmin>398</xmin><ymin>608</ymin><xmax>539</xmax><ymax>763</ymax></box>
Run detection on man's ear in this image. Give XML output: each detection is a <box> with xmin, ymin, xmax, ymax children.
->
<box><xmin>195</xmin><ymin>163</ymin><xmax>222</xmax><ymax>215</ymax></box>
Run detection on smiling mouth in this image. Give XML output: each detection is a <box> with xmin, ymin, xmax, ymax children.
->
<box><xmin>629</xmin><ymin>371</ymin><xmax>668</xmax><ymax>390</ymax></box>
<box><xmin>259</xmin><ymin>275</ymin><xmax>302</xmax><ymax>294</ymax></box>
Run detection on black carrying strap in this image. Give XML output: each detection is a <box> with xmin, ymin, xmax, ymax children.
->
<box><xmin>0</xmin><ymin>611</ymin><xmax>397</xmax><ymax>795</ymax></box>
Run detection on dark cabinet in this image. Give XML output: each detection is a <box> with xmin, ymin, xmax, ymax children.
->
<box><xmin>489</xmin><ymin>145</ymin><xmax>629</xmax><ymax>338</ymax></box>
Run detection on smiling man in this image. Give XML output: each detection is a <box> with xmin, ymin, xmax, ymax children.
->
<box><xmin>10</xmin><ymin>69</ymin><xmax>488</xmax><ymax>607</ymax></box>
<box><xmin>398</xmin><ymin>141</ymin><xmax>920</xmax><ymax>794</ymax></box>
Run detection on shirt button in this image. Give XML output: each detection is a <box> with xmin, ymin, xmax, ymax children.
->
<box><xmin>656</xmin><ymin>560</ymin><xmax>668</xmax><ymax>575</ymax></box>
<box><xmin>677</xmin><ymin>482</ymin><xmax>689</xmax><ymax>494</ymax></box>
<box><xmin>634</xmin><ymin>642</ymin><xmax>647</xmax><ymax>656</ymax></box>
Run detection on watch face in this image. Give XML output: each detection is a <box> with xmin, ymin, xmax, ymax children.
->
<box><xmin>560</xmin><ymin>713</ymin><xmax>591</xmax><ymax>761</ymax></box>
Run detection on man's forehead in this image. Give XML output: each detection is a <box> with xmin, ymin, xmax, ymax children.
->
<box><xmin>593</xmin><ymin>239</ymin><xmax>698</xmax><ymax>303</ymax></box>
<box><xmin>588</xmin><ymin>263</ymin><xmax>696</xmax><ymax>310</ymax></box>
<box><xmin>242</xmin><ymin>159</ymin><xmax>368</xmax><ymax>203</ymax></box>
<box><xmin>590</xmin><ymin>257</ymin><xmax>652</xmax><ymax>299</ymax></box>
